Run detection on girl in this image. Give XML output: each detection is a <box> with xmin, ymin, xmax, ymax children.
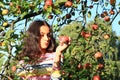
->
<box><xmin>17</xmin><ymin>20</ymin><xmax>70</xmax><ymax>80</ymax></box>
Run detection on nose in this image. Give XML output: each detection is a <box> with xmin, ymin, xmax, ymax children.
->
<box><xmin>44</xmin><ymin>34</ymin><xmax>49</xmax><ymax>41</ymax></box>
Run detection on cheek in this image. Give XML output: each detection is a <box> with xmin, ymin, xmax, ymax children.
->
<box><xmin>39</xmin><ymin>38</ymin><xmax>51</xmax><ymax>48</ymax></box>
<box><xmin>39</xmin><ymin>38</ymin><xmax>43</xmax><ymax>45</ymax></box>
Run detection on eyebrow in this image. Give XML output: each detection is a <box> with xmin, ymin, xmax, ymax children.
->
<box><xmin>40</xmin><ymin>32</ymin><xmax>50</xmax><ymax>34</ymax></box>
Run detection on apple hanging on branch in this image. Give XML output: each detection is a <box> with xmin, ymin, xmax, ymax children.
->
<box><xmin>109</xmin><ymin>9</ymin><xmax>115</xmax><ymax>15</ymax></box>
<box><xmin>44</xmin><ymin>0</ymin><xmax>53</xmax><ymax>9</ymax></box>
<box><xmin>97</xmin><ymin>63</ymin><xmax>104</xmax><ymax>70</ymax></box>
<box><xmin>93</xmin><ymin>75</ymin><xmax>101</xmax><ymax>80</ymax></box>
<box><xmin>104</xmin><ymin>16</ymin><xmax>110</xmax><ymax>22</ymax></box>
<box><xmin>103</xmin><ymin>34</ymin><xmax>110</xmax><ymax>39</ymax></box>
<box><xmin>84</xmin><ymin>63</ymin><xmax>92</xmax><ymax>69</ymax></box>
<box><xmin>92</xmin><ymin>24</ymin><xmax>98</xmax><ymax>30</ymax></box>
<box><xmin>2</xmin><ymin>9</ymin><xmax>9</xmax><ymax>15</ymax></box>
<box><xmin>65</xmin><ymin>1</ymin><xmax>73</xmax><ymax>7</ymax></box>
<box><xmin>77</xmin><ymin>63</ymin><xmax>83</xmax><ymax>70</ymax></box>
<box><xmin>3</xmin><ymin>22</ymin><xmax>9</xmax><ymax>27</ymax></box>
<box><xmin>94</xmin><ymin>52</ymin><xmax>103</xmax><ymax>59</ymax></box>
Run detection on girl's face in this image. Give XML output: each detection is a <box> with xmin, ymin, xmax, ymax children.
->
<box><xmin>39</xmin><ymin>25</ymin><xmax>51</xmax><ymax>50</ymax></box>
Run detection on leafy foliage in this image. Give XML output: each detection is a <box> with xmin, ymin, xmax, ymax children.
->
<box><xmin>60</xmin><ymin>18</ymin><xmax>120</xmax><ymax>80</ymax></box>
<box><xmin>0</xmin><ymin>0</ymin><xmax>120</xmax><ymax>79</ymax></box>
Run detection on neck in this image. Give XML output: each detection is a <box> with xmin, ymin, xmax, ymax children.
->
<box><xmin>41</xmin><ymin>49</ymin><xmax>47</xmax><ymax>54</ymax></box>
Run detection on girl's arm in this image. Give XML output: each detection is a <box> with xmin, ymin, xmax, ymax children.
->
<box><xmin>53</xmin><ymin>43</ymin><xmax>69</xmax><ymax>70</ymax></box>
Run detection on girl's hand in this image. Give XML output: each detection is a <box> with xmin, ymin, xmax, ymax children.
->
<box><xmin>53</xmin><ymin>37</ymin><xmax>70</xmax><ymax>68</ymax></box>
<box><xmin>56</xmin><ymin>36</ymin><xmax>71</xmax><ymax>56</ymax></box>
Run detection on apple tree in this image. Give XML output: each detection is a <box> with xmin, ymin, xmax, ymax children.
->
<box><xmin>59</xmin><ymin>18</ymin><xmax>120</xmax><ymax>80</ymax></box>
<box><xmin>0</xmin><ymin>0</ymin><xmax>120</xmax><ymax>79</ymax></box>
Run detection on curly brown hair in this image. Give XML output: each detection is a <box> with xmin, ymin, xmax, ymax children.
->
<box><xmin>18</xmin><ymin>20</ymin><xmax>56</xmax><ymax>62</ymax></box>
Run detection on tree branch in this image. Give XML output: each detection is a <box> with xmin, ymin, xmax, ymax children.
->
<box><xmin>110</xmin><ymin>11</ymin><xmax>119</xmax><ymax>25</ymax></box>
<box><xmin>0</xmin><ymin>10</ymin><xmax>43</xmax><ymax>36</ymax></box>
<box><xmin>13</xmin><ymin>10</ymin><xmax>43</xmax><ymax>24</ymax></box>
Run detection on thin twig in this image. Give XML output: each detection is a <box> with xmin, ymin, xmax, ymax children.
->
<box><xmin>110</xmin><ymin>11</ymin><xmax>119</xmax><ymax>25</ymax></box>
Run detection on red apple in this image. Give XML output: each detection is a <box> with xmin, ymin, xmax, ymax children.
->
<box><xmin>93</xmin><ymin>75</ymin><xmax>101</xmax><ymax>80</ymax></box>
<box><xmin>110</xmin><ymin>0</ymin><xmax>116</xmax><ymax>5</ymax></box>
<box><xmin>103</xmin><ymin>11</ymin><xmax>108</xmax><ymax>16</ymax></box>
<box><xmin>103</xmin><ymin>34</ymin><xmax>110</xmax><ymax>39</ymax></box>
<box><xmin>100</xmin><ymin>13</ymin><xmax>105</xmax><ymax>18</ymax></box>
<box><xmin>109</xmin><ymin>9</ymin><xmax>115</xmax><ymax>15</ymax></box>
<box><xmin>66</xmin><ymin>14</ymin><xmax>71</xmax><ymax>19</ymax></box>
<box><xmin>98</xmin><ymin>64</ymin><xmax>104</xmax><ymax>69</ymax></box>
<box><xmin>48</xmin><ymin>15</ymin><xmax>53</xmax><ymax>19</ymax></box>
<box><xmin>84</xmin><ymin>33</ymin><xmax>91</xmax><ymax>38</ymax></box>
<box><xmin>84</xmin><ymin>63</ymin><xmax>92</xmax><ymax>69</ymax></box>
<box><xmin>94</xmin><ymin>52</ymin><xmax>103</xmax><ymax>59</ymax></box>
<box><xmin>77</xmin><ymin>64</ymin><xmax>83</xmax><ymax>70</ymax></box>
<box><xmin>92</xmin><ymin>24</ymin><xmax>98</xmax><ymax>30</ymax></box>
<box><xmin>104</xmin><ymin>16</ymin><xmax>110</xmax><ymax>22</ymax></box>
<box><xmin>65</xmin><ymin>1</ymin><xmax>73</xmax><ymax>7</ymax></box>
<box><xmin>45</xmin><ymin>0</ymin><xmax>53</xmax><ymax>6</ymax></box>
<box><xmin>59</xmin><ymin>36</ymin><xmax>70</xmax><ymax>44</ymax></box>
<box><xmin>11</xmin><ymin>66</ymin><xmax>16</xmax><ymax>72</ymax></box>
<box><xmin>81</xmin><ymin>31</ymin><xmax>85</xmax><ymax>36</ymax></box>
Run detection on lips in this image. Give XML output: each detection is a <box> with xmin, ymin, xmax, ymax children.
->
<box><xmin>43</xmin><ymin>41</ymin><xmax>50</xmax><ymax>46</ymax></box>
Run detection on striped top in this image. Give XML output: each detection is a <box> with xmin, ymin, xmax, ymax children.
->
<box><xmin>17</xmin><ymin>52</ymin><xmax>63</xmax><ymax>80</ymax></box>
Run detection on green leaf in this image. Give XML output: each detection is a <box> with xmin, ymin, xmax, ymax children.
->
<box><xmin>118</xmin><ymin>20</ymin><xmax>120</xmax><ymax>25</ymax></box>
<box><xmin>87</xmin><ymin>11</ymin><xmax>91</xmax><ymax>18</ymax></box>
<box><xmin>46</xmin><ymin>6</ymin><xmax>52</xmax><ymax>13</ymax></box>
<box><xmin>20</xmin><ymin>12</ymin><xmax>28</xmax><ymax>19</ymax></box>
<box><xmin>105</xmin><ymin>2</ymin><xmax>108</xmax><ymax>7</ymax></box>
<box><xmin>53</xmin><ymin>8</ymin><xmax>62</xmax><ymax>14</ymax></box>
<box><xmin>0</xmin><ymin>53</ymin><xmax>4</xmax><ymax>58</ymax></box>
<box><xmin>55</xmin><ymin>0</ymin><xmax>67</xmax><ymax>4</ymax></box>
<box><xmin>0</xmin><ymin>26</ymin><xmax>5</xmax><ymax>31</ymax></box>
<box><xmin>0</xmin><ymin>2</ymin><xmax>4</xmax><ymax>8</ymax></box>
<box><xmin>0</xmin><ymin>56</ymin><xmax>6</xmax><ymax>70</ymax></box>
<box><xmin>5</xmin><ymin>30</ymin><xmax>15</xmax><ymax>39</ymax></box>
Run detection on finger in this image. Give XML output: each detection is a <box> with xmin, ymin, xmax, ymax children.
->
<box><xmin>68</xmin><ymin>37</ymin><xmax>71</xmax><ymax>45</ymax></box>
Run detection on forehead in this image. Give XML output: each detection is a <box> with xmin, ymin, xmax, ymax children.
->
<box><xmin>40</xmin><ymin>25</ymin><xmax>50</xmax><ymax>33</ymax></box>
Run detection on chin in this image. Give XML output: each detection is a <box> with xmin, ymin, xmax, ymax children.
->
<box><xmin>41</xmin><ymin>46</ymin><xmax>48</xmax><ymax>49</ymax></box>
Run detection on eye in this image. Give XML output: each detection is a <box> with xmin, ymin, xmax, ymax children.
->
<box><xmin>47</xmin><ymin>33</ymin><xmax>51</xmax><ymax>37</ymax></box>
<box><xmin>40</xmin><ymin>33</ymin><xmax>44</xmax><ymax>36</ymax></box>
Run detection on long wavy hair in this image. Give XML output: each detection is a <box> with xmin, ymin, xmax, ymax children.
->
<box><xmin>18</xmin><ymin>20</ymin><xmax>56</xmax><ymax>62</ymax></box>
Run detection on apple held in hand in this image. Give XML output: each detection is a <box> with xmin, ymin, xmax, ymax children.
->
<box><xmin>59</xmin><ymin>36</ymin><xmax>70</xmax><ymax>44</ymax></box>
